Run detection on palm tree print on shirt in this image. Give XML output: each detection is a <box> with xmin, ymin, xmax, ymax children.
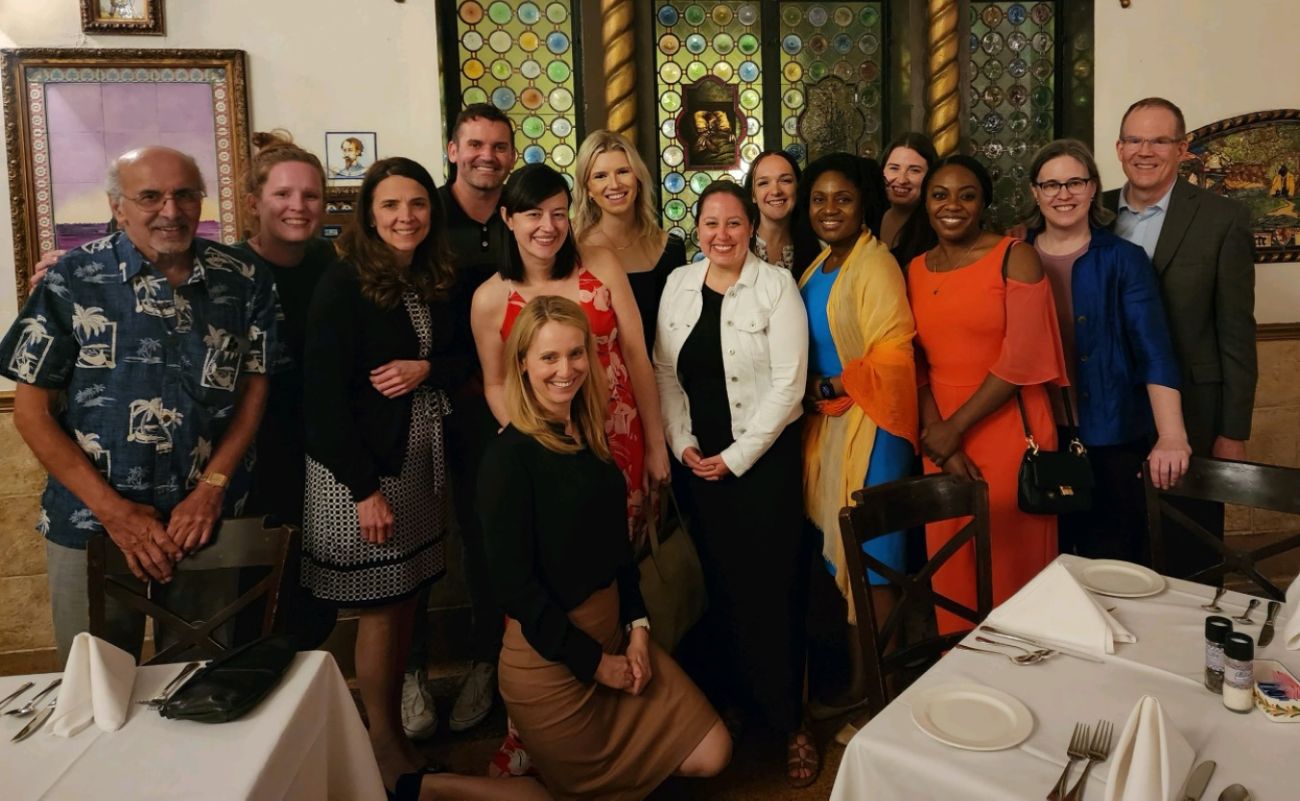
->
<box><xmin>201</xmin><ymin>324</ymin><xmax>240</xmax><ymax>391</ymax></box>
<box><xmin>72</xmin><ymin>304</ymin><xmax>117</xmax><ymax>369</ymax></box>
<box><xmin>125</xmin><ymin>337</ymin><xmax>163</xmax><ymax>364</ymax></box>
<box><xmin>8</xmin><ymin>315</ymin><xmax>54</xmax><ymax>382</ymax></box>
<box><xmin>74</xmin><ymin>429</ymin><xmax>112</xmax><ymax>481</ymax></box>
<box><xmin>127</xmin><ymin>398</ymin><xmax>184</xmax><ymax>453</ymax></box>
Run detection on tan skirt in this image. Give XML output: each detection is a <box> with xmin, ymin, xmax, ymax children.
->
<box><xmin>499</xmin><ymin>583</ymin><xmax>720</xmax><ymax>801</ymax></box>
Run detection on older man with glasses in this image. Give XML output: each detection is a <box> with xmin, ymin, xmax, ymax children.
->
<box><xmin>0</xmin><ymin>146</ymin><xmax>280</xmax><ymax>663</ymax></box>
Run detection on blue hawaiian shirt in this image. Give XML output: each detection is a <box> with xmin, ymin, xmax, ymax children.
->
<box><xmin>0</xmin><ymin>233</ymin><xmax>283</xmax><ymax>549</ymax></box>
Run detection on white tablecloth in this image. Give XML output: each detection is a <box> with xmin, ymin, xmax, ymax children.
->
<box><xmin>832</xmin><ymin>555</ymin><xmax>1300</xmax><ymax>800</ymax></box>
<box><xmin>0</xmin><ymin>651</ymin><xmax>384</xmax><ymax>801</ymax></box>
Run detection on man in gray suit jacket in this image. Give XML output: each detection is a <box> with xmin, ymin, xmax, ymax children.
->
<box><xmin>1104</xmin><ymin>97</ymin><xmax>1257</xmax><ymax>577</ymax></box>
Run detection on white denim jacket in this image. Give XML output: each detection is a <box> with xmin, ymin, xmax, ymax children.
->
<box><xmin>653</xmin><ymin>251</ymin><xmax>808</xmax><ymax>477</ymax></box>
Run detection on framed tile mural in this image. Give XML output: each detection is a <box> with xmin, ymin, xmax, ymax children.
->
<box><xmin>1</xmin><ymin>49</ymin><xmax>250</xmax><ymax>303</ymax></box>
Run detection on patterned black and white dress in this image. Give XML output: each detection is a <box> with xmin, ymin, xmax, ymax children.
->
<box><xmin>301</xmin><ymin>293</ymin><xmax>449</xmax><ymax>605</ymax></box>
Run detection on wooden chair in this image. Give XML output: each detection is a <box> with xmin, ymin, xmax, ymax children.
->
<box><xmin>838</xmin><ymin>474</ymin><xmax>993</xmax><ymax>716</ymax></box>
<box><xmin>88</xmin><ymin>516</ymin><xmax>295</xmax><ymax>664</ymax></box>
<box><xmin>1144</xmin><ymin>456</ymin><xmax>1300</xmax><ymax>600</ymax></box>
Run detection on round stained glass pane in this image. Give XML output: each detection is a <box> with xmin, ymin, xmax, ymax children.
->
<box><xmin>547</xmin><ymin>32</ymin><xmax>570</xmax><ymax>55</ymax></box>
<box><xmin>832</xmin><ymin>61</ymin><xmax>853</xmax><ymax>81</ymax></box>
<box><xmin>520</xmin><ymin>88</ymin><xmax>545</xmax><ymax>111</ymax></box>
<box><xmin>552</xmin><ymin>144</ymin><xmax>575</xmax><ymax>167</ymax></box>
<box><xmin>782</xmin><ymin>6</ymin><xmax>802</xmax><ymax>26</ymax></box>
<box><xmin>657</xmin><ymin>4</ymin><xmax>679</xmax><ymax>26</ymax></box>
<box><xmin>668</xmin><ymin>226</ymin><xmax>687</xmax><ymax>242</ymax></box>
<box><xmin>1008</xmin><ymin>58</ymin><xmax>1028</xmax><ymax>78</ymax></box>
<box><xmin>1008</xmin><ymin>31</ymin><xmax>1028</xmax><ymax>53</ymax></box>
<box><xmin>519</xmin><ymin>31</ymin><xmax>540</xmax><ymax>51</ymax></box>
<box><xmin>1032</xmin><ymin>59</ymin><xmax>1053</xmax><ymax>80</ymax></box>
<box><xmin>518</xmin><ymin>2</ymin><xmax>541</xmax><ymax>24</ymax></box>
<box><xmin>833</xmin><ymin>33</ymin><xmax>853</xmax><ymax>55</ymax></box>
<box><xmin>984</xmin><ymin>141</ymin><xmax>1006</xmax><ymax>159</ymax></box>
<box><xmin>459</xmin><ymin>1</ymin><xmax>484</xmax><ymax>24</ymax></box>
<box><xmin>1031</xmin><ymin>3</ymin><xmax>1052</xmax><ymax>24</ymax></box>
<box><xmin>664</xmin><ymin>172</ymin><xmax>686</xmax><ymax>193</ymax></box>
<box><xmin>546</xmin><ymin>3</ymin><xmax>568</xmax><ymax>24</ymax></box>
<box><xmin>492</xmin><ymin>87</ymin><xmax>517</xmax><ymax>111</ymax></box>
<box><xmin>1008</xmin><ymin>112</ymin><xmax>1029</xmax><ymax>132</ymax></box>
<box><xmin>463</xmin><ymin>31</ymin><xmax>483</xmax><ymax>52</ymax></box>
<box><xmin>742</xmin><ymin>143</ymin><xmax>760</xmax><ymax>162</ymax></box>
<box><xmin>548</xmin><ymin>60</ymin><xmax>571</xmax><ymax>82</ymax></box>
<box><xmin>739</xmin><ymin>61</ymin><xmax>760</xmax><ymax>82</ymax></box>
<box><xmin>659</xmin><ymin>34</ymin><xmax>680</xmax><ymax>55</ymax></box>
<box><xmin>463</xmin><ymin>86</ymin><xmax>488</xmax><ymax>104</ymax></box>
<box><xmin>489</xmin><ymin>60</ymin><xmax>512</xmax><ymax>81</ymax></box>
<box><xmin>487</xmin><ymin>1</ymin><xmax>512</xmax><ymax>24</ymax></box>
<box><xmin>683</xmin><ymin>4</ymin><xmax>706</xmax><ymax>25</ymax></box>
<box><xmin>809</xmin><ymin>61</ymin><xmax>828</xmax><ymax>81</ymax></box>
<box><xmin>981</xmin><ymin>113</ymin><xmax>1005</xmax><ymax>134</ymax></box>
<box><xmin>860</xmin><ymin>61</ymin><xmax>879</xmax><ymax>82</ymax></box>
<box><xmin>982</xmin><ymin>86</ymin><xmax>1003</xmax><ymax>107</ymax></box>
<box><xmin>551</xmin><ymin>116</ymin><xmax>573</xmax><ymax>136</ymax></box>
<box><xmin>712</xmin><ymin>5</ymin><xmax>733</xmax><ymax>25</ymax></box>
<box><xmin>523</xmin><ymin>145</ymin><xmax>545</xmax><ymax>164</ymax></box>
<box><xmin>737</xmin><ymin>4</ymin><xmax>757</xmax><ymax>26</ymax></box>
<box><xmin>809</xmin><ymin>34</ymin><xmax>828</xmax><ymax>55</ymax></box>
<box><xmin>859</xmin><ymin>34</ymin><xmax>880</xmax><ymax>55</ymax></box>
<box><xmin>740</xmin><ymin>89</ymin><xmax>761</xmax><ymax>110</ymax></box>
<box><xmin>783</xmin><ymin>116</ymin><xmax>799</xmax><ymax>135</ymax></box>
<box><xmin>1073</xmin><ymin>59</ymin><xmax>1092</xmax><ymax>80</ymax></box>
<box><xmin>1073</xmin><ymin>88</ymin><xmax>1092</xmax><ymax>108</ymax></box>
<box><xmin>1075</xmin><ymin>33</ymin><xmax>1093</xmax><ymax>52</ymax></box>
<box><xmin>782</xmin><ymin>89</ymin><xmax>804</xmax><ymax>110</ymax></box>
<box><xmin>787</xmin><ymin>143</ymin><xmax>807</xmax><ymax>163</ymax></box>
<box><xmin>660</xmin><ymin>118</ymin><xmax>675</xmax><ymax>138</ymax></box>
<box><xmin>1008</xmin><ymin>139</ymin><xmax>1027</xmax><ymax>158</ymax></box>
<box><xmin>1032</xmin><ymin>32</ymin><xmax>1052</xmax><ymax>54</ymax></box>
<box><xmin>665</xmin><ymin>199</ymin><xmax>687</xmax><ymax>221</ymax></box>
<box><xmin>983</xmin><ymin>59</ymin><xmax>1004</xmax><ymax>80</ymax></box>
<box><xmin>808</xmin><ymin>7</ymin><xmax>828</xmax><ymax>27</ymax></box>
<box><xmin>783</xmin><ymin>61</ymin><xmax>803</xmax><ymax>82</ymax></box>
<box><xmin>1008</xmin><ymin>84</ymin><xmax>1028</xmax><ymax>106</ymax></box>
<box><xmin>970</xmin><ymin>33</ymin><xmax>980</xmax><ymax>52</ymax></box>
<box><xmin>488</xmin><ymin>30</ymin><xmax>512</xmax><ymax>53</ymax></box>
<box><xmin>685</xmin><ymin>34</ymin><xmax>707</xmax><ymax>55</ymax></box>
<box><xmin>660</xmin><ymin>61</ymin><xmax>682</xmax><ymax>83</ymax></box>
<box><xmin>462</xmin><ymin>59</ymin><xmax>485</xmax><ymax>80</ymax></box>
<box><xmin>1010</xmin><ymin>163</ymin><xmax>1027</xmax><ymax>180</ymax></box>
<box><xmin>521</xmin><ymin>59</ymin><xmax>542</xmax><ymax>79</ymax></box>
<box><xmin>1008</xmin><ymin>3</ymin><xmax>1027</xmax><ymax>25</ymax></box>
<box><xmin>712</xmin><ymin>62</ymin><xmax>733</xmax><ymax>81</ymax></box>
<box><xmin>782</xmin><ymin>35</ymin><xmax>802</xmax><ymax>56</ymax></box>
<box><xmin>738</xmin><ymin>34</ymin><xmax>759</xmax><ymax>55</ymax></box>
<box><xmin>1034</xmin><ymin>112</ymin><xmax>1052</xmax><ymax>130</ymax></box>
<box><xmin>521</xmin><ymin>116</ymin><xmax>545</xmax><ymax>137</ymax></box>
<box><xmin>690</xmin><ymin>173</ymin><xmax>710</xmax><ymax>193</ymax></box>
<box><xmin>686</xmin><ymin>61</ymin><xmax>707</xmax><ymax>81</ymax></box>
<box><xmin>663</xmin><ymin>146</ymin><xmax>684</xmax><ymax>167</ymax></box>
<box><xmin>863</xmin><ymin>111</ymin><xmax>880</xmax><ymax>133</ymax></box>
<box><xmin>860</xmin><ymin>6</ymin><xmax>879</xmax><ymax>26</ymax></box>
<box><xmin>833</xmin><ymin>6</ymin><xmax>853</xmax><ymax>26</ymax></box>
<box><xmin>746</xmin><ymin>116</ymin><xmax>760</xmax><ymax>136</ymax></box>
<box><xmin>1032</xmin><ymin>85</ymin><xmax>1053</xmax><ymax>108</ymax></box>
<box><xmin>713</xmin><ymin>33</ymin><xmax>734</xmax><ymax>55</ymax></box>
<box><xmin>981</xmin><ymin>5</ymin><xmax>1004</xmax><ymax>26</ymax></box>
<box><xmin>661</xmin><ymin>90</ymin><xmax>681</xmax><ymax>112</ymax></box>
<box><xmin>549</xmin><ymin>86</ymin><xmax>574</xmax><ymax>111</ymax></box>
<box><xmin>981</xmin><ymin>32</ymin><xmax>1004</xmax><ymax>56</ymax></box>
<box><xmin>860</xmin><ymin>85</ymin><xmax>881</xmax><ymax>108</ymax></box>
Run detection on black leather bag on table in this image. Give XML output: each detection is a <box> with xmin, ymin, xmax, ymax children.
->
<box><xmin>1015</xmin><ymin>388</ymin><xmax>1094</xmax><ymax>515</ymax></box>
<box><xmin>637</xmin><ymin>489</ymin><xmax>707</xmax><ymax>653</ymax></box>
<box><xmin>159</xmin><ymin>634</ymin><xmax>297</xmax><ymax>723</ymax></box>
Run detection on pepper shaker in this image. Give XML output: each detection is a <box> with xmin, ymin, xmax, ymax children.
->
<box><xmin>1204</xmin><ymin>615</ymin><xmax>1232</xmax><ymax>693</ymax></box>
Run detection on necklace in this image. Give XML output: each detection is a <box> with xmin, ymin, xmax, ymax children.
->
<box><xmin>929</xmin><ymin>239</ymin><xmax>980</xmax><ymax>295</ymax></box>
<box><xmin>599</xmin><ymin>227</ymin><xmax>637</xmax><ymax>251</ymax></box>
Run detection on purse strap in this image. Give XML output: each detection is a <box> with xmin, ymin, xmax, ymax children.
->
<box><xmin>644</xmin><ymin>487</ymin><xmax>686</xmax><ymax>560</ymax></box>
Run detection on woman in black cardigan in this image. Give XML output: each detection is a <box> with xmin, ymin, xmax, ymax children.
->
<box><xmin>301</xmin><ymin>157</ymin><xmax>467</xmax><ymax>787</ymax></box>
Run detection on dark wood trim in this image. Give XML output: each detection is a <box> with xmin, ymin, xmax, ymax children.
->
<box><xmin>1258</xmin><ymin>323</ymin><xmax>1300</xmax><ymax>342</ymax></box>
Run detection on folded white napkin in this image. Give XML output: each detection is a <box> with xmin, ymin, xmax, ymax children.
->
<box><xmin>49</xmin><ymin>632</ymin><xmax>137</xmax><ymax>737</ymax></box>
<box><xmin>986</xmin><ymin>561</ymin><xmax>1135</xmax><ymax>654</ymax></box>
<box><xmin>1286</xmin><ymin>572</ymin><xmax>1300</xmax><ymax>650</ymax></box>
<box><xmin>1103</xmin><ymin>695</ymin><xmax>1195</xmax><ymax>801</ymax></box>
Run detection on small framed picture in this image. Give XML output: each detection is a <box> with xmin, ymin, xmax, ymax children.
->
<box><xmin>323</xmin><ymin>187</ymin><xmax>359</xmax><ymax>237</ymax></box>
<box><xmin>325</xmin><ymin>132</ymin><xmax>377</xmax><ymax>182</ymax></box>
<box><xmin>81</xmin><ymin>0</ymin><xmax>166</xmax><ymax>35</ymax></box>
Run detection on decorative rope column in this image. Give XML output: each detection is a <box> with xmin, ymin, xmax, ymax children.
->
<box><xmin>925</xmin><ymin>0</ymin><xmax>961</xmax><ymax>157</ymax></box>
<box><xmin>601</xmin><ymin>0</ymin><xmax>637</xmax><ymax>143</ymax></box>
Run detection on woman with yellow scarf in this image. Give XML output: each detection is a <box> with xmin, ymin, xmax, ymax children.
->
<box><xmin>798</xmin><ymin>154</ymin><xmax>919</xmax><ymax>711</ymax></box>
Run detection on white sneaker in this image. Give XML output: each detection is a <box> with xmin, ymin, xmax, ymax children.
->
<box><xmin>401</xmin><ymin>670</ymin><xmax>438</xmax><ymax>740</ymax></box>
<box><xmin>448</xmin><ymin>661</ymin><xmax>496</xmax><ymax>732</ymax></box>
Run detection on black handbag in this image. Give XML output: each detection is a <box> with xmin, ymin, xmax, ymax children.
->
<box><xmin>159</xmin><ymin>635</ymin><xmax>297</xmax><ymax>724</ymax></box>
<box><xmin>1015</xmin><ymin>387</ymin><xmax>1094</xmax><ymax>514</ymax></box>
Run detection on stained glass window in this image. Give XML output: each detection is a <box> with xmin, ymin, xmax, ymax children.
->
<box><xmin>778</xmin><ymin>3</ymin><xmax>886</xmax><ymax>166</ymax></box>
<box><xmin>453</xmin><ymin>1</ymin><xmax>581</xmax><ymax>179</ymax></box>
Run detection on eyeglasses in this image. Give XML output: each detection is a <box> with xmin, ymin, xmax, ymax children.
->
<box><xmin>1118</xmin><ymin>136</ymin><xmax>1183</xmax><ymax>151</ymax></box>
<box><xmin>1033</xmin><ymin>178</ymin><xmax>1091</xmax><ymax>197</ymax></box>
<box><xmin>124</xmin><ymin>189</ymin><xmax>206</xmax><ymax>211</ymax></box>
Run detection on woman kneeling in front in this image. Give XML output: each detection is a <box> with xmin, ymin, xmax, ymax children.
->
<box><xmin>479</xmin><ymin>295</ymin><xmax>730</xmax><ymax>801</ymax></box>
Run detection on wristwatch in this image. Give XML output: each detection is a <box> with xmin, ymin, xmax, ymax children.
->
<box><xmin>627</xmin><ymin>617</ymin><xmax>650</xmax><ymax>634</ymax></box>
<box><xmin>199</xmin><ymin>471</ymin><xmax>229</xmax><ymax>489</ymax></box>
<box><xmin>818</xmin><ymin>376</ymin><xmax>835</xmax><ymax>400</ymax></box>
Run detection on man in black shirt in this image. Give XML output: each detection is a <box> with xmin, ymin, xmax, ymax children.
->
<box><xmin>404</xmin><ymin>104</ymin><xmax>516</xmax><ymax>739</ymax></box>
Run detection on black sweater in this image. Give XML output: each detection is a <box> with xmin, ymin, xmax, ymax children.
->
<box><xmin>303</xmin><ymin>260</ymin><xmax>471</xmax><ymax>501</ymax></box>
<box><xmin>478</xmin><ymin>425</ymin><xmax>646</xmax><ymax>683</ymax></box>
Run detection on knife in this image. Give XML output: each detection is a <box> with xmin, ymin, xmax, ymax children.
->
<box><xmin>977</xmin><ymin>625</ymin><xmax>1105</xmax><ymax>663</ymax></box>
<box><xmin>1258</xmin><ymin>600</ymin><xmax>1281</xmax><ymax>647</ymax></box>
<box><xmin>1181</xmin><ymin>759</ymin><xmax>1215</xmax><ymax>801</ymax></box>
<box><xmin>11</xmin><ymin>697</ymin><xmax>57</xmax><ymax>742</ymax></box>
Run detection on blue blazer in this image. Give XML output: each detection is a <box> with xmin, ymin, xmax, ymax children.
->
<box><xmin>1027</xmin><ymin>226</ymin><xmax>1181</xmax><ymax>446</ymax></box>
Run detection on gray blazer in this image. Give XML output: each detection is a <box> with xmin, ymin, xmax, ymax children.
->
<box><xmin>1103</xmin><ymin>180</ymin><xmax>1256</xmax><ymax>453</ymax></box>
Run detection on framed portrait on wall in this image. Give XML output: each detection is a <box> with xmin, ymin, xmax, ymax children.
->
<box><xmin>325</xmin><ymin>132</ymin><xmax>377</xmax><ymax>182</ymax></box>
<box><xmin>678</xmin><ymin>77</ymin><xmax>743</xmax><ymax>171</ymax></box>
<box><xmin>80</xmin><ymin>0</ymin><xmax>166</xmax><ymax>35</ymax></box>
<box><xmin>1</xmin><ymin>48</ymin><xmax>250</xmax><ymax>304</ymax></box>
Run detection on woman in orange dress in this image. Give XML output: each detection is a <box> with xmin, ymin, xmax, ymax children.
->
<box><xmin>905</xmin><ymin>155</ymin><xmax>1068</xmax><ymax>633</ymax></box>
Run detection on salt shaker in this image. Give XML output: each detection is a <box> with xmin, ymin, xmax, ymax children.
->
<box><xmin>1204</xmin><ymin>615</ymin><xmax>1232</xmax><ymax>693</ymax></box>
<box><xmin>1222</xmin><ymin>631</ymin><xmax>1255</xmax><ymax>713</ymax></box>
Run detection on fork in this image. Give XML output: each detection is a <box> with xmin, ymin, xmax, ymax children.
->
<box><xmin>1233</xmin><ymin>599</ymin><xmax>1261</xmax><ymax>624</ymax></box>
<box><xmin>954</xmin><ymin>643</ymin><xmax>1043</xmax><ymax>664</ymax></box>
<box><xmin>977</xmin><ymin>635</ymin><xmax>1054</xmax><ymax>659</ymax></box>
<box><xmin>3</xmin><ymin>678</ymin><xmax>60</xmax><ymax>718</ymax></box>
<box><xmin>137</xmin><ymin>661</ymin><xmax>201</xmax><ymax>707</ymax></box>
<box><xmin>1046</xmin><ymin>722</ymin><xmax>1090</xmax><ymax>800</ymax></box>
<box><xmin>1201</xmin><ymin>585</ymin><xmax>1227</xmax><ymax>612</ymax></box>
<box><xmin>1063</xmin><ymin>720</ymin><xmax>1113</xmax><ymax>801</ymax></box>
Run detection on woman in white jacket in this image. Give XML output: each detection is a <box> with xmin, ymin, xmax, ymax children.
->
<box><xmin>653</xmin><ymin>181</ymin><xmax>817</xmax><ymax>787</ymax></box>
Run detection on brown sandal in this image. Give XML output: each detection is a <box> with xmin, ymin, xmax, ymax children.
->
<box><xmin>786</xmin><ymin>728</ymin><xmax>821</xmax><ymax>788</ymax></box>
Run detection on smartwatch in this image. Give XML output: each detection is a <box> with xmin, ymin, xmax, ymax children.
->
<box><xmin>818</xmin><ymin>376</ymin><xmax>835</xmax><ymax>400</ymax></box>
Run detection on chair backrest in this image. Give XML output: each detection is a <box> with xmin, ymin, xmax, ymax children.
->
<box><xmin>88</xmin><ymin>517</ymin><xmax>295</xmax><ymax>664</ymax></box>
<box><xmin>1145</xmin><ymin>456</ymin><xmax>1300</xmax><ymax>600</ymax></box>
<box><xmin>838</xmin><ymin>474</ymin><xmax>992</xmax><ymax>715</ymax></box>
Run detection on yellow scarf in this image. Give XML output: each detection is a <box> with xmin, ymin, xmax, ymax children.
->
<box><xmin>799</xmin><ymin>231</ymin><xmax>918</xmax><ymax>617</ymax></box>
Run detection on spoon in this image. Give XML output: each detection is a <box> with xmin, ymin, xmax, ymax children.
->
<box><xmin>1201</xmin><ymin>586</ymin><xmax>1227</xmax><ymax>612</ymax></box>
<box><xmin>3</xmin><ymin>678</ymin><xmax>60</xmax><ymax>718</ymax></box>
<box><xmin>954</xmin><ymin>643</ymin><xmax>1042</xmax><ymax>664</ymax></box>
<box><xmin>1218</xmin><ymin>784</ymin><xmax>1250</xmax><ymax>801</ymax></box>
<box><xmin>1233</xmin><ymin>599</ymin><xmax>1260</xmax><ymax>624</ymax></box>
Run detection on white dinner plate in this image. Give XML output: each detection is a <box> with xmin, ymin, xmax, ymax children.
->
<box><xmin>1078</xmin><ymin>559</ymin><xmax>1166</xmax><ymax>598</ymax></box>
<box><xmin>910</xmin><ymin>682</ymin><xmax>1034</xmax><ymax>751</ymax></box>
